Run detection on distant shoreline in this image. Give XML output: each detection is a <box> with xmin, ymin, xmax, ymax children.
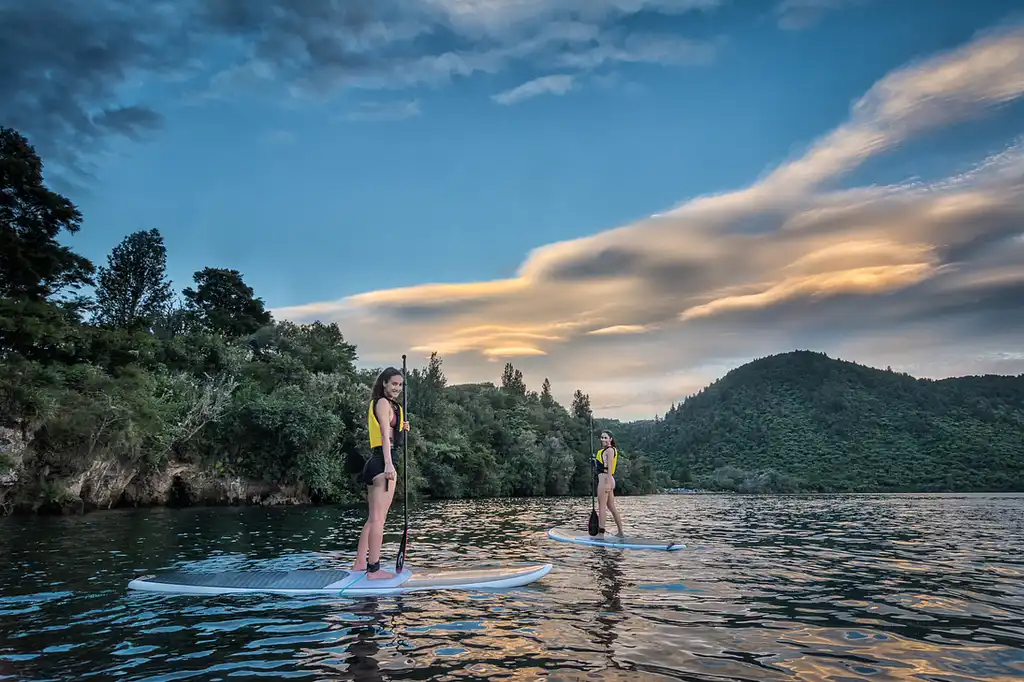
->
<box><xmin>4</xmin><ymin>488</ymin><xmax>1023</xmax><ymax>520</ymax></box>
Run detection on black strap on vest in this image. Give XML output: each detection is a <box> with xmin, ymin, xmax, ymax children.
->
<box><xmin>372</xmin><ymin>397</ymin><xmax>402</xmax><ymax>442</ymax></box>
<box><xmin>386</xmin><ymin>397</ymin><xmax>404</xmax><ymax>446</ymax></box>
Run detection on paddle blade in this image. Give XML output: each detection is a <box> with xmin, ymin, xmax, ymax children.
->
<box><xmin>396</xmin><ymin>528</ymin><xmax>408</xmax><ymax>572</ymax></box>
<box><xmin>587</xmin><ymin>509</ymin><xmax>599</xmax><ymax>536</ymax></box>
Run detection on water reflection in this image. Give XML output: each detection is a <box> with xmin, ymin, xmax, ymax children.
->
<box><xmin>322</xmin><ymin>599</ymin><xmax>387</xmax><ymax>681</ymax></box>
<box><xmin>591</xmin><ymin>550</ymin><xmax>624</xmax><ymax>657</ymax></box>
<box><xmin>1</xmin><ymin>493</ymin><xmax>1022</xmax><ymax>680</ymax></box>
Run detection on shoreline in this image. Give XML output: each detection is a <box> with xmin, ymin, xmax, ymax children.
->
<box><xmin>3</xmin><ymin>485</ymin><xmax>1021</xmax><ymax>520</ymax></box>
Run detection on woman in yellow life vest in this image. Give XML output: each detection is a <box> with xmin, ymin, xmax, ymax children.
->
<box><xmin>352</xmin><ymin>367</ymin><xmax>410</xmax><ymax>579</ymax></box>
<box><xmin>594</xmin><ymin>430</ymin><xmax>625</xmax><ymax>537</ymax></box>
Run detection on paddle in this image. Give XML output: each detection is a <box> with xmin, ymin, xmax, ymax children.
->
<box><xmin>395</xmin><ymin>354</ymin><xmax>410</xmax><ymax>573</ymax></box>
<box><xmin>587</xmin><ymin>413</ymin><xmax>599</xmax><ymax>536</ymax></box>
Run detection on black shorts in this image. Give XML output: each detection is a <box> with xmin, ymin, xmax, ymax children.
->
<box><xmin>360</xmin><ymin>446</ymin><xmax>398</xmax><ymax>486</ymax></box>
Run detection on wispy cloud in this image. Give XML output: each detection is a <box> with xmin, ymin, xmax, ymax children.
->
<box><xmin>274</xmin><ymin>26</ymin><xmax>1024</xmax><ymax>418</ymax></box>
<box><xmin>755</xmin><ymin>23</ymin><xmax>1024</xmax><ymax>192</ymax></box>
<box><xmin>0</xmin><ymin>1</ymin><xmax>194</xmax><ymax>176</ymax></box>
<box><xmin>0</xmin><ymin>0</ymin><xmax>722</xmax><ymax>176</ymax></box>
<box><xmin>776</xmin><ymin>0</ymin><xmax>863</xmax><ymax>31</ymax></box>
<box><xmin>493</xmin><ymin>75</ymin><xmax>576</xmax><ymax>105</ymax></box>
<box><xmin>345</xmin><ymin>99</ymin><xmax>422</xmax><ymax>121</ymax></box>
<box><xmin>425</xmin><ymin>0</ymin><xmax>724</xmax><ymax>33</ymax></box>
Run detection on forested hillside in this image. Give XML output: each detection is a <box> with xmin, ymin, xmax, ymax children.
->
<box><xmin>2</xmin><ymin>125</ymin><xmax>1022</xmax><ymax>516</ymax></box>
<box><xmin>0</xmin><ymin>126</ymin><xmax>660</xmax><ymax>515</ymax></box>
<box><xmin>615</xmin><ymin>351</ymin><xmax>1024</xmax><ymax>493</ymax></box>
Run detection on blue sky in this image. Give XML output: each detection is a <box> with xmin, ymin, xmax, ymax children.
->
<box><xmin>3</xmin><ymin>0</ymin><xmax>1023</xmax><ymax>417</ymax></box>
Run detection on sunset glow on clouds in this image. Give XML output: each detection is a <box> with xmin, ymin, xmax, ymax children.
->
<box><xmin>273</xmin><ymin>26</ymin><xmax>1024</xmax><ymax>418</ymax></box>
<box><xmin>4</xmin><ymin>1</ymin><xmax>1022</xmax><ymax>420</ymax></box>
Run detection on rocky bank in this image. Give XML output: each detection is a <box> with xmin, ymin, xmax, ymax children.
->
<box><xmin>0</xmin><ymin>428</ymin><xmax>313</xmax><ymax>516</ymax></box>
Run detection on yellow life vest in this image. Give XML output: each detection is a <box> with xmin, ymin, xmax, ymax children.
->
<box><xmin>368</xmin><ymin>398</ymin><xmax>404</xmax><ymax>449</ymax></box>
<box><xmin>595</xmin><ymin>447</ymin><xmax>618</xmax><ymax>475</ymax></box>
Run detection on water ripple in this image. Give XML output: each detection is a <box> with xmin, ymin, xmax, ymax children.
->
<box><xmin>0</xmin><ymin>493</ymin><xmax>1022</xmax><ymax>680</ymax></box>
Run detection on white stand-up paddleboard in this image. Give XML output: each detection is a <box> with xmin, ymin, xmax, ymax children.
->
<box><xmin>547</xmin><ymin>526</ymin><xmax>684</xmax><ymax>551</ymax></box>
<box><xmin>127</xmin><ymin>562</ymin><xmax>552</xmax><ymax>596</ymax></box>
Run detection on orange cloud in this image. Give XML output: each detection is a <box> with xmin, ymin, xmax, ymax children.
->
<box><xmin>274</xmin><ymin>26</ymin><xmax>1024</xmax><ymax>417</ymax></box>
<box><xmin>481</xmin><ymin>347</ymin><xmax>549</xmax><ymax>359</ymax></box>
<box><xmin>679</xmin><ymin>264</ymin><xmax>937</xmax><ymax>321</ymax></box>
<box><xmin>587</xmin><ymin>324</ymin><xmax>655</xmax><ymax>335</ymax></box>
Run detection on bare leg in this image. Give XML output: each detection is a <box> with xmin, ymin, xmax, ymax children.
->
<box><xmin>351</xmin><ymin>479</ymin><xmax>375</xmax><ymax>571</ymax></box>
<box><xmin>365</xmin><ymin>474</ymin><xmax>397</xmax><ymax>579</ymax></box>
<box><xmin>352</xmin><ymin>521</ymin><xmax>371</xmax><ymax>571</ymax></box>
<box><xmin>596</xmin><ymin>473</ymin><xmax>609</xmax><ymax>534</ymax></box>
<box><xmin>351</xmin><ymin>473</ymin><xmax>396</xmax><ymax>577</ymax></box>
<box><xmin>606</xmin><ymin>490</ymin><xmax>625</xmax><ymax>536</ymax></box>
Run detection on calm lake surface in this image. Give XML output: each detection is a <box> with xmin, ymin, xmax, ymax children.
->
<box><xmin>1</xmin><ymin>493</ymin><xmax>1022</xmax><ymax>681</ymax></box>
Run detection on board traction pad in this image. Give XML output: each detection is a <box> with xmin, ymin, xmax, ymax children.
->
<box><xmin>134</xmin><ymin>568</ymin><xmax>414</xmax><ymax>590</ymax></box>
<box><xmin>128</xmin><ymin>563</ymin><xmax>553</xmax><ymax>594</ymax></box>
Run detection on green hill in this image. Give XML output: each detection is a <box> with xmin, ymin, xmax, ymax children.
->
<box><xmin>2</xmin><ymin>126</ymin><xmax>1022</xmax><ymax>515</ymax></box>
<box><xmin>615</xmin><ymin>351</ymin><xmax>1024</xmax><ymax>493</ymax></box>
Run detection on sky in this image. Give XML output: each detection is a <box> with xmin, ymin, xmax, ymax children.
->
<box><xmin>2</xmin><ymin>0</ymin><xmax>1023</xmax><ymax>419</ymax></box>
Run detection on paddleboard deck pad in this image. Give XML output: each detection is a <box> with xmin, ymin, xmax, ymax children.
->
<box><xmin>127</xmin><ymin>562</ymin><xmax>552</xmax><ymax>596</ymax></box>
<box><xmin>547</xmin><ymin>526</ymin><xmax>684</xmax><ymax>551</ymax></box>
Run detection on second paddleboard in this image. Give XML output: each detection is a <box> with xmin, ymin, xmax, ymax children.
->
<box><xmin>547</xmin><ymin>526</ymin><xmax>684</xmax><ymax>551</ymax></box>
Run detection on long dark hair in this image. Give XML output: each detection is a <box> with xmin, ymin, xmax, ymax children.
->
<box><xmin>371</xmin><ymin>366</ymin><xmax>403</xmax><ymax>404</ymax></box>
<box><xmin>600</xmin><ymin>430</ymin><xmax>617</xmax><ymax>449</ymax></box>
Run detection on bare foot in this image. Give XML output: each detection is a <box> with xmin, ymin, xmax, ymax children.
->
<box><xmin>351</xmin><ymin>562</ymin><xmax>367</xmax><ymax>572</ymax></box>
<box><xmin>366</xmin><ymin>569</ymin><xmax>396</xmax><ymax>580</ymax></box>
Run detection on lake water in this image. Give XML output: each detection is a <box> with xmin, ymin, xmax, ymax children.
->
<box><xmin>1</xmin><ymin>493</ymin><xmax>1022</xmax><ymax>681</ymax></box>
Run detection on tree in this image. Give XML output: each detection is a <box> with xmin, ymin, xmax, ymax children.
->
<box><xmin>149</xmin><ymin>297</ymin><xmax>190</xmax><ymax>340</ymax></box>
<box><xmin>0</xmin><ymin>296</ymin><xmax>83</xmax><ymax>363</ymax></box>
<box><xmin>93</xmin><ymin>229</ymin><xmax>174</xmax><ymax>329</ymax></box>
<box><xmin>571</xmin><ymin>389</ymin><xmax>592</xmax><ymax>423</ymax></box>
<box><xmin>425</xmin><ymin>352</ymin><xmax>447</xmax><ymax>392</ymax></box>
<box><xmin>0</xmin><ymin>127</ymin><xmax>94</xmax><ymax>300</ymax></box>
<box><xmin>410</xmin><ymin>352</ymin><xmax>447</xmax><ymax>420</ymax></box>
<box><xmin>541</xmin><ymin>377</ymin><xmax>554</xmax><ymax>407</ymax></box>
<box><xmin>501</xmin><ymin>361</ymin><xmax>527</xmax><ymax>395</ymax></box>
<box><xmin>182</xmin><ymin>267</ymin><xmax>271</xmax><ymax>337</ymax></box>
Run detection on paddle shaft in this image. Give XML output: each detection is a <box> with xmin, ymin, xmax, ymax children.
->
<box><xmin>587</xmin><ymin>413</ymin><xmax>600</xmax><ymax>535</ymax></box>
<box><xmin>590</xmin><ymin>414</ymin><xmax>595</xmax><ymax>511</ymax></box>
<box><xmin>396</xmin><ymin>354</ymin><xmax>409</xmax><ymax>572</ymax></box>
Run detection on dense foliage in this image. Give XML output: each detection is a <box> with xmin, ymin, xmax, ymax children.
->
<box><xmin>1</xmin><ymin>126</ymin><xmax>1021</xmax><ymax>514</ymax></box>
<box><xmin>615</xmin><ymin>351</ymin><xmax>1024</xmax><ymax>493</ymax></box>
<box><xmin>0</xmin><ymin>127</ymin><xmax>660</xmax><ymax>515</ymax></box>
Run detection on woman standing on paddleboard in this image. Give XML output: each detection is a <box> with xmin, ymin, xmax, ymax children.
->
<box><xmin>595</xmin><ymin>430</ymin><xmax>625</xmax><ymax>537</ymax></box>
<box><xmin>352</xmin><ymin>367</ymin><xmax>410</xmax><ymax>579</ymax></box>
